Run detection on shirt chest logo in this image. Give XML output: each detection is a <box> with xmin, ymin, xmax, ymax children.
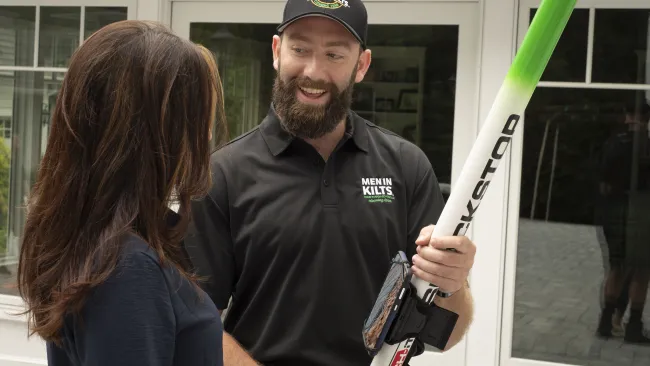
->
<box><xmin>361</xmin><ymin>177</ymin><xmax>394</xmax><ymax>203</ymax></box>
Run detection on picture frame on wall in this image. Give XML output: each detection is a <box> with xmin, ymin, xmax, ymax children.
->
<box><xmin>375</xmin><ymin>98</ymin><xmax>394</xmax><ymax>112</ymax></box>
<box><xmin>398</xmin><ymin>89</ymin><xmax>419</xmax><ymax>112</ymax></box>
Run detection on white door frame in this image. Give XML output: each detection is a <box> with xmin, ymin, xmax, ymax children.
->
<box><xmin>501</xmin><ymin>1</ymin><xmax>650</xmax><ymax>366</ymax></box>
<box><xmin>171</xmin><ymin>1</ymin><xmax>480</xmax><ymax>365</ymax></box>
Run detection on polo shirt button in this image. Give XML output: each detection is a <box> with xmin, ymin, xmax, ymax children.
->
<box><xmin>323</xmin><ymin>179</ymin><xmax>329</xmax><ymax>187</ymax></box>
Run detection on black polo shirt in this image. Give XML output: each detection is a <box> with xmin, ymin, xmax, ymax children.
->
<box><xmin>185</xmin><ymin>106</ymin><xmax>444</xmax><ymax>366</ymax></box>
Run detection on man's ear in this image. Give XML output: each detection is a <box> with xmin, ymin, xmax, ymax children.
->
<box><xmin>354</xmin><ymin>48</ymin><xmax>372</xmax><ymax>83</ymax></box>
<box><xmin>272</xmin><ymin>35</ymin><xmax>281</xmax><ymax>71</ymax></box>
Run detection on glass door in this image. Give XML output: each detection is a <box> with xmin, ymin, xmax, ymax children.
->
<box><xmin>502</xmin><ymin>1</ymin><xmax>650</xmax><ymax>366</ymax></box>
<box><xmin>171</xmin><ymin>1</ymin><xmax>479</xmax><ymax>365</ymax></box>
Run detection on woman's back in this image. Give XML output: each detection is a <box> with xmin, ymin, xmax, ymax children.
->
<box><xmin>47</xmin><ymin>233</ymin><xmax>223</xmax><ymax>366</ymax></box>
<box><xmin>16</xmin><ymin>20</ymin><xmax>226</xmax><ymax>366</ymax></box>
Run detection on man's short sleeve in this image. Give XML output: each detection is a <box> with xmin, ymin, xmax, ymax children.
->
<box><xmin>404</xmin><ymin>145</ymin><xmax>445</xmax><ymax>259</ymax></box>
<box><xmin>185</xmin><ymin>159</ymin><xmax>235</xmax><ymax>310</ymax></box>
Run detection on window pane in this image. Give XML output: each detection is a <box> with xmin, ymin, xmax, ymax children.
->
<box><xmin>513</xmin><ymin>87</ymin><xmax>650</xmax><ymax>365</ymax></box>
<box><xmin>0</xmin><ymin>71</ymin><xmax>63</xmax><ymax>295</ymax></box>
<box><xmin>39</xmin><ymin>7</ymin><xmax>80</xmax><ymax>68</ymax></box>
<box><xmin>592</xmin><ymin>9</ymin><xmax>649</xmax><ymax>84</ymax></box>
<box><xmin>0</xmin><ymin>6</ymin><xmax>36</xmax><ymax>67</ymax></box>
<box><xmin>531</xmin><ymin>8</ymin><xmax>589</xmax><ymax>82</ymax></box>
<box><xmin>189</xmin><ymin>23</ymin><xmax>457</xmax><ymax>192</ymax></box>
<box><xmin>362</xmin><ymin>25</ymin><xmax>458</xmax><ymax>190</ymax></box>
<box><xmin>84</xmin><ymin>7</ymin><xmax>128</xmax><ymax>39</ymax></box>
<box><xmin>190</xmin><ymin>23</ymin><xmax>278</xmax><ymax>143</ymax></box>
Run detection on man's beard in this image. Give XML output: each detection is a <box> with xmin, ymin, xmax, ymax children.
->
<box><xmin>272</xmin><ymin>64</ymin><xmax>357</xmax><ymax>139</ymax></box>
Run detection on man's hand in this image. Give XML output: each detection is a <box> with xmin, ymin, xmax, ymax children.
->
<box><xmin>411</xmin><ymin>224</ymin><xmax>476</xmax><ymax>294</ymax></box>
<box><xmin>223</xmin><ymin>333</ymin><xmax>261</xmax><ymax>365</ymax></box>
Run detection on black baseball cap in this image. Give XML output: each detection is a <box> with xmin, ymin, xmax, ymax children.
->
<box><xmin>277</xmin><ymin>0</ymin><xmax>368</xmax><ymax>49</ymax></box>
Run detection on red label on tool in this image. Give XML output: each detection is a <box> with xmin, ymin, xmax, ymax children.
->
<box><xmin>390</xmin><ymin>349</ymin><xmax>408</xmax><ymax>366</ymax></box>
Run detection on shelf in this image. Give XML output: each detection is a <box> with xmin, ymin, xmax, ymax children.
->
<box><xmin>352</xmin><ymin>46</ymin><xmax>426</xmax><ymax>144</ymax></box>
<box><xmin>356</xmin><ymin>110</ymin><xmax>418</xmax><ymax>114</ymax></box>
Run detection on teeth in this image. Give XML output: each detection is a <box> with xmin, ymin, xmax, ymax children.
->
<box><xmin>300</xmin><ymin>87</ymin><xmax>326</xmax><ymax>95</ymax></box>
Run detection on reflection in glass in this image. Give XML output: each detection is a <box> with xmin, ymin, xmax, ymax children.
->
<box><xmin>532</xmin><ymin>8</ymin><xmax>589</xmax><ymax>83</ymax></box>
<box><xmin>513</xmin><ymin>87</ymin><xmax>650</xmax><ymax>365</ymax></box>
<box><xmin>0</xmin><ymin>72</ymin><xmax>63</xmax><ymax>295</ymax></box>
<box><xmin>592</xmin><ymin>9</ymin><xmax>649</xmax><ymax>85</ymax></box>
<box><xmin>38</xmin><ymin>7</ymin><xmax>80</xmax><ymax>68</ymax></box>
<box><xmin>189</xmin><ymin>23</ymin><xmax>457</xmax><ymax>189</ymax></box>
<box><xmin>0</xmin><ymin>6</ymin><xmax>36</xmax><ymax>67</ymax></box>
<box><xmin>190</xmin><ymin>23</ymin><xmax>276</xmax><ymax>143</ymax></box>
<box><xmin>84</xmin><ymin>7</ymin><xmax>128</xmax><ymax>40</ymax></box>
<box><xmin>363</xmin><ymin>25</ymin><xmax>458</xmax><ymax>188</ymax></box>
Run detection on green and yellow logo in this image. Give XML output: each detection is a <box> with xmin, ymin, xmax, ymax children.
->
<box><xmin>311</xmin><ymin>0</ymin><xmax>349</xmax><ymax>10</ymax></box>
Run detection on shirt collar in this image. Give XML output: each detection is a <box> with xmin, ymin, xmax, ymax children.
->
<box><xmin>259</xmin><ymin>105</ymin><xmax>294</xmax><ymax>156</ymax></box>
<box><xmin>259</xmin><ymin>104</ymin><xmax>369</xmax><ymax>156</ymax></box>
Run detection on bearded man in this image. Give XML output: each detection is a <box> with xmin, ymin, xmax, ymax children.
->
<box><xmin>184</xmin><ymin>1</ymin><xmax>476</xmax><ymax>365</ymax></box>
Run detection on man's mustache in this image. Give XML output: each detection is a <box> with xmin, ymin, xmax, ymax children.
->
<box><xmin>289</xmin><ymin>77</ymin><xmax>339</xmax><ymax>94</ymax></box>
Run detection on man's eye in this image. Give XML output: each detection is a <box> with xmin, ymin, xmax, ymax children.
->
<box><xmin>328</xmin><ymin>53</ymin><xmax>342</xmax><ymax>60</ymax></box>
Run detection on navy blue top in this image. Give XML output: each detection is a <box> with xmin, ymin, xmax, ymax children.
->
<box><xmin>46</xmin><ymin>234</ymin><xmax>224</xmax><ymax>366</ymax></box>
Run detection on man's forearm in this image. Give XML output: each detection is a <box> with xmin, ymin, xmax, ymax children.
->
<box><xmin>433</xmin><ymin>282</ymin><xmax>474</xmax><ymax>351</ymax></box>
<box><xmin>223</xmin><ymin>332</ymin><xmax>260</xmax><ymax>365</ymax></box>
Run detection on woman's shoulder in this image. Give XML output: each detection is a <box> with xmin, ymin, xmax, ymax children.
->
<box><xmin>87</xmin><ymin>234</ymin><xmax>172</xmax><ymax>301</ymax></box>
<box><xmin>82</xmin><ymin>232</ymin><xmax>219</xmax><ymax>326</ymax></box>
<box><xmin>51</xmin><ymin>233</ymin><xmax>222</xmax><ymax>366</ymax></box>
<box><xmin>119</xmin><ymin>232</ymin><xmax>162</xmax><ymax>261</ymax></box>
<box><xmin>116</xmin><ymin>233</ymin><xmax>219</xmax><ymax>319</ymax></box>
<box><xmin>116</xmin><ymin>233</ymin><xmax>184</xmax><ymax>279</ymax></box>
<box><xmin>113</xmin><ymin>234</ymin><xmax>190</xmax><ymax>297</ymax></box>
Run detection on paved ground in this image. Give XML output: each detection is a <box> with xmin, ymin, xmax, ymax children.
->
<box><xmin>1</xmin><ymin>219</ymin><xmax>649</xmax><ymax>366</ymax></box>
<box><xmin>513</xmin><ymin>219</ymin><xmax>650</xmax><ymax>366</ymax></box>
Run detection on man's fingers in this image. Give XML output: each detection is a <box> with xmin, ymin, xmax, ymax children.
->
<box><xmin>411</xmin><ymin>266</ymin><xmax>460</xmax><ymax>294</ymax></box>
<box><xmin>419</xmin><ymin>224</ymin><xmax>435</xmax><ymax>236</ymax></box>
<box><xmin>411</xmin><ymin>234</ymin><xmax>476</xmax><ymax>295</ymax></box>
<box><xmin>429</xmin><ymin>236</ymin><xmax>475</xmax><ymax>256</ymax></box>
<box><xmin>415</xmin><ymin>224</ymin><xmax>435</xmax><ymax>245</ymax></box>
<box><xmin>415</xmin><ymin>246</ymin><xmax>466</xmax><ymax>268</ymax></box>
<box><xmin>428</xmin><ymin>236</ymin><xmax>464</xmax><ymax>251</ymax></box>
<box><xmin>412</xmin><ymin>255</ymin><xmax>464</xmax><ymax>280</ymax></box>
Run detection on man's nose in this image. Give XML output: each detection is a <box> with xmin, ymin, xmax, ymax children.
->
<box><xmin>302</xmin><ymin>56</ymin><xmax>327</xmax><ymax>81</ymax></box>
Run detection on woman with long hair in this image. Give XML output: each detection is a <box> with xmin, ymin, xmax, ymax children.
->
<box><xmin>16</xmin><ymin>20</ymin><xmax>227</xmax><ymax>365</ymax></box>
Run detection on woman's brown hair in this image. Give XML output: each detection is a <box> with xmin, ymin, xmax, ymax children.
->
<box><xmin>16</xmin><ymin>20</ymin><xmax>225</xmax><ymax>345</ymax></box>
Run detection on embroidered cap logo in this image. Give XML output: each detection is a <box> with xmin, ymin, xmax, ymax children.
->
<box><xmin>310</xmin><ymin>0</ymin><xmax>349</xmax><ymax>9</ymax></box>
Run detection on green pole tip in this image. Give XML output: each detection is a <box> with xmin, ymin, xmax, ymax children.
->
<box><xmin>508</xmin><ymin>0</ymin><xmax>577</xmax><ymax>90</ymax></box>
